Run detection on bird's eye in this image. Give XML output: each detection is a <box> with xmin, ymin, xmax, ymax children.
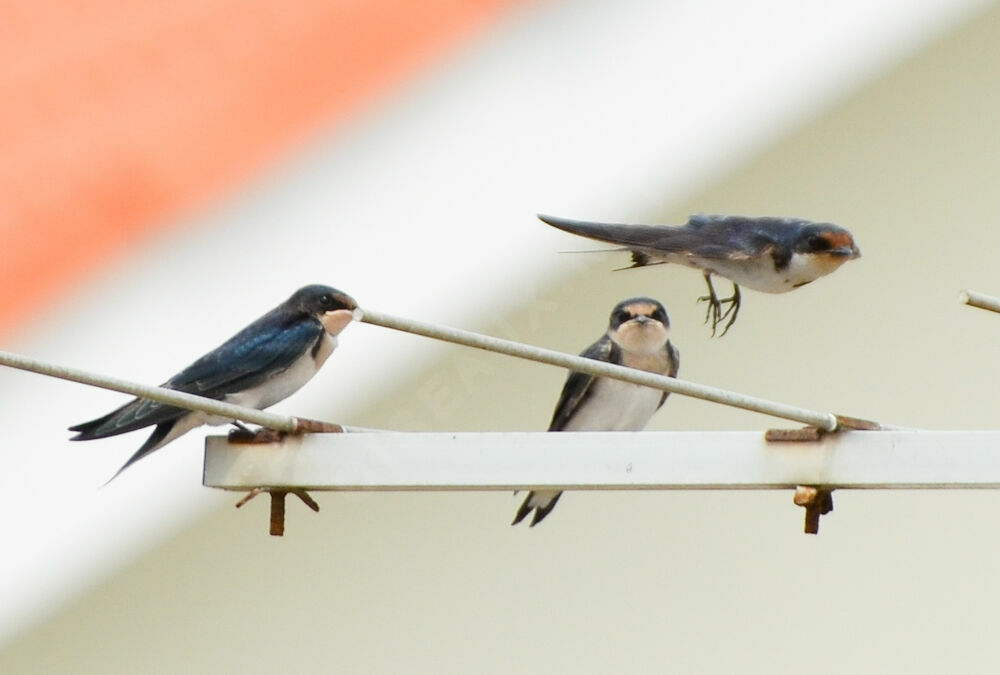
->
<box><xmin>807</xmin><ymin>235</ymin><xmax>832</xmax><ymax>252</ymax></box>
<box><xmin>319</xmin><ymin>294</ymin><xmax>334</xmax><ymax>309</ymax></box>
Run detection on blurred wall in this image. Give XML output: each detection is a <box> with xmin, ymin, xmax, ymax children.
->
<box><xmin>0</xmin><ymin>0</ymin><xmax>521</xmax><ymax>336</ymax></box>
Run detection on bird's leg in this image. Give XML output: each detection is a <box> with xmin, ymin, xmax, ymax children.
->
<box><xmin>717</xmin><ymin>283</ymin><xmax>741</xmax><ymax>337</ymax></box>
<box><xmin>697</xmin><ymin>273</ymin><xmax>724</xmax><ymax>336</ymax></box>
<box><xmin>697</xmin><ymin>275</ymin><xmax>742</xmax><ymax>337</ymax></box>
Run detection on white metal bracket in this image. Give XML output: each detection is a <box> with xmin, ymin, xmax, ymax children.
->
<box><xmin>203</xmin><ymin>426</ymin><xmax>998</xmax><ymax>536</ymax></box>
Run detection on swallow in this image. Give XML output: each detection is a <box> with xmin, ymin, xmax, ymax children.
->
<box><xmin>69</xmin><ymin>284</ymin><xmax>358</xmax><ymax>481</ymax></box>
<box><xmin>512</xmin><ymin>297</ymin><xmax>679</xmax><ymax>527</ymax></box>
<box><xmin>539</xmin><ymin>213</ymin><xmax>860</xmax><ymax>336</ymax></box>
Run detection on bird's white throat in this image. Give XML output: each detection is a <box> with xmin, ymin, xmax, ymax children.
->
<box><xmin>321</xmin><ymin>308</ymin><xmax>355</xmax><ymax>336</ymax></box>
<box><xmin>612</xmin><ymin>322</ymin><xmax>668</xmax><ymax>354</ymax></box>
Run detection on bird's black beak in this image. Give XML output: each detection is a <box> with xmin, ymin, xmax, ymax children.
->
<box><xmin>339</xmin><ymin>293</ymin><xmax>360</xmax><ymax>311</ymax></box>
<box><xmin>832</xmin><ymin>245</ymin><xmax>861</xmax><ymax>259</ymax></box>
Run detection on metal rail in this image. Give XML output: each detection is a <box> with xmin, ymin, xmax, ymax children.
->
<box><xmin>358</xmin><ymin>308</ymin><xmax>841</xmax><ymax>431</ymax></box>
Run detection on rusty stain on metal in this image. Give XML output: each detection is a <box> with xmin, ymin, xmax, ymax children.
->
<box><xmin>764</xmin><ymin>415</ymin><xmax>878</xmax><ymax>534</ymax></box>
<box><xmin>765</xmin><ymin>413</ymin><xmax>882</xmax><ymax>442</ymax></box>
<box><xmin>270</xmin><ymin>492</ymin><xmax>287</xmax><ymax>536</ymax></box>
<box><xmin>764</xmin><ymin>426</ymin><xmax>823</xmax><ymax>442</ymax></box>
<box><xmin>227</xmin><ymin>422</ymin><xmax>341</xmax><ymax>534</ymax></box>
<box><xmin>834</xmin><ymin>414</ymin><xmax>881</xmax><ymax>431</ymax></box>
<box><xmin>235</xmin><ymin>486</ymin><xmax>322</xmax><ymax>536</ymax></box>
<box><xmin>234</xmin><ymin>486</ymin><xmax>266</xmax><ymax>507</ymax></box>
<box><xmin>291</xmin><ymin>418</ymin><xmax>346</xmax><ymax>433</ymax></box>
<box><xmin>793</xmin><ymin>485</ymin><xmax>834</xmax><ymax>534</ymax></box>
<box><xmin>227</xmin><ymin>419</ymin><xmax>345</xmax><ymax>445</ymax></box>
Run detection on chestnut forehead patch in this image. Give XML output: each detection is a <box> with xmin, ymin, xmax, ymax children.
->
<box><xmin>822</xmin><ymin>231</ymin><xmax>855</xmax><ymax>250</ymax></box>
<box><xmin>625</xmin><ymin>302</ymin><xmax>659</xmax><ymax>316</ymax></box>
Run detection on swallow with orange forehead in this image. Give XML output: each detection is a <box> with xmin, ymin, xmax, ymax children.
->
<box><xmin>70</xmin><ymin>284</ymin><xmax>359</xmax><ymax>481</ymax></box>
<box><xmin>513</xmin><ymin>297</ymin><xmax>679</xmax><ymax>527</ymax></box>
<box><xmin>539</xmin><ymin>213</ymin><xmax>861</xmax><ymax>336</ymax></box>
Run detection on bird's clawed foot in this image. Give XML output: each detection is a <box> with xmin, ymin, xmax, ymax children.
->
<box><xmin>697</xmin><ymin>276</ymin><xmax>741</xmax><ymax>336</ymax></box>
<box><xmin>235</xmin><ymin>488</ymin><xmax>320</xmax><ymax>536</ymax></box>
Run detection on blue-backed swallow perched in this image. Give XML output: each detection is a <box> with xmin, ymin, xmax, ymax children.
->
<box><xmin>70</xmin><ymin>284</ymin><xmax>358</xmax><ymax>481</ymax></box>
<box><xmin>512</xmin><ymin>297</ymin><xmax>679</xmax><ymax>527</ymax></box>
<box><xmin>539</xmin><ymin>213</ymin><xmax>860</xmax><ymax>335</ymax></box>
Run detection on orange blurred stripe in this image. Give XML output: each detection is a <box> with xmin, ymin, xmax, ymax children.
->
<box><xmin>0</xmin><ymin>0</ymin><xmax>524</xmax><ymax>337</ymax></box>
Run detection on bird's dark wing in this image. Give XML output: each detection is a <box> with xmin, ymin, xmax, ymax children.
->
<box><xmin>540</xmin><ymin>213</ymin><xmax>699</xmax><ymax>254</ymax></box>
<box><xmin>541</xmin><ymin>213</ymin><xmax>800</xmax><ymax>264</ymax></box>
<box><xmin>68</xmin><ymin>397</ymin><xmax>187</xmax><ymax>440</ymax></box>
<box><xmin>687</xmin><ymin>238</ymin><xmax>782</xmax><ymax>262</ymax></box>
<box><xmin>657</xmin><ymin>340</ymin><xmax>680</xmax><ymax>409</ymax></box>
<box><xmin>69</xmin><ymin>311</ymin><xmax>323</xmax><ymax>441</ymax></box>
<box><xmin>686</xmin><ymin>214</ymin><xmax>799</xmax><ymax>261</ymax></box>
<box><xmin>166</xmin><ymin>312</ymin><xmax>324</xmax><ymax>396</ymax></box>
<box><xmin>548</xmin><ymin>336</ymin><xmax>618</xmax><ymax>431</ymax></box>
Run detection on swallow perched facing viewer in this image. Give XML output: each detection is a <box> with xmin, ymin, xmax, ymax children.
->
<box><xmin>70</xmin><ymin>284</ymin><xmax>358</xmax><ymax>481</ymax></box>
<box><xmin>539</xmin><ymin>213</ymin><xmax>860</xmax><ymax>335</ymax></box>
<box><xmin>512</xmin><ymin>297</ymin><xmax>679</xmax><ymax>527</ymax></box>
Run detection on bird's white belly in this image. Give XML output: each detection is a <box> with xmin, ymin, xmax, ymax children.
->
<box><xmin>563</xmin><ymin>378</ymin><xmax>661</xmax><ymax>431</ymax></box>
<box><xmin>648</xmin><ymin>252</ymin><xmax>779</xmax><ymax>291</ymax></box>
<box><xmin>679</xmin><ymin>252</ymin><xmax>846</xmax><ymax>293</ymax></box>
<box><xmin>209</xmin><ymin>334</ymin><xmax>335</xmax><ymax>424</ymax></box>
